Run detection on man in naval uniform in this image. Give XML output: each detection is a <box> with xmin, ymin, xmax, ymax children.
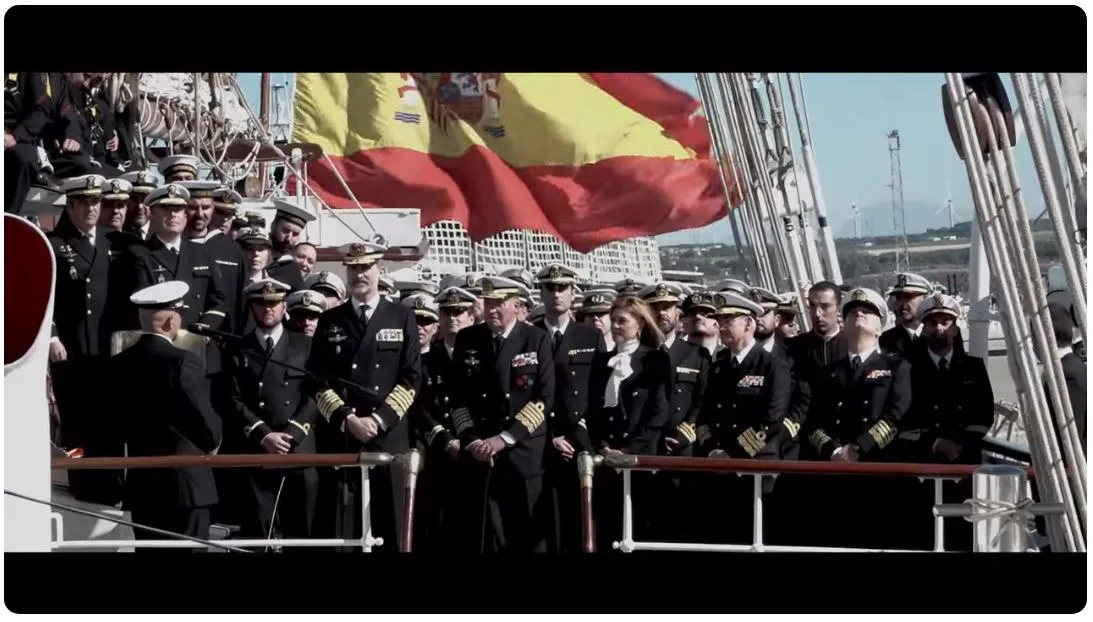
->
<box><xmin>307</xmin><ymin>241</ymin><xmax>422</xmax><ymax>554</ymax></box>
<box><xmin>267</xmin><ymin>200</ymin><xmax>316</xmax><ymax>290</ymax></box>
<box><xmin>210</xmin><ymin>187</ymin><xmax>243</xmax><ymax>236</ymax></box>
<box><xmin>576</xmin><ymin>289</ymin><xmax>615</xmax><ymax>350</ymax></box>
<box><xmin>614</xmin><ymin>278</ymin><xmax>647</xmax><ymax>300</ymax></box>
<box><xmin>46</xmin><ymin>174</ymin><xmax>131</xmax><ymax>503</ymax></box>
<box><xmin>157</xmin><ymin>154</ymin><xmax>200</xmax><ymax>183</ymax></box>
<box><xmin>531</xmin><ymin>263</ymin><xmax>605</xmax><ymax>554</ymax></box>
<box><xmin>119</xmin><ymin>168</ymin><xmax>157</xmax><ymax>240</ymax></box>
<box><xmin>804</xmin><ymin>287</ymin><xmax>912</xmax><ymax>550</ymax></box>
<box><xmin>641</xmin><ymin>282</ymin><xmax>711</xmax><ymax>541</ymax></box>
<box><xmin>111</xmin><ymin>281</ymin><xmax>222</xmax><ymax>546</ymax></box>
<box><xmin>879</xmin><ymin>272</ymin><xmax>932</xmax><ymax>358</ymax></box>
<box><xmin>180</xmin><ymin>181</ymin><xmax>246</xmax><ymax>334</ymax></box>
<box><xmin>302</xmin><ymin>270</ymin><xmax>347</xmax><ymax>310</ymax></box>
<box><xmin>224</xmin><ymin>278</ymin><xmax>320</xmax><ymax>542</ymax></box>
<box><xmin>97</xmin><ymin>178</ymin><xmax>131</xmax><ymax>231</ymax></box>
<box><xmin>500</xmin><ymin>267</ymin><xmax>535</xmax><ymax>323</ymax></box>
<box><xmin>449</xmin><ymin>276</ymin><xmax>555</xmax><ymax>553</ymax></box>
<box><xmin>440</xmin><ymin>272</ymin><xmax>487</xmax><ymax>324</ymax></box>
<box><xmin>681</xmin><ymin>292</ymin><xmax>723</xmax><ymax>358</ymax></box>
<box><xmin>285</xmin><ymin>289</ymin><xmax>328</xmax><ymax>337</ymax></box>
<box><xmin>129</xmin><ymin>184</ymin><xmax>229</xmax><ymax>335</ymax></box>
<box><xmin>411</xmin><ymin>285</ymin><xmax>478</xmax><ymax>552</ymax></box>
<box><xmin>693</xmin><ymin>292</ymin><xmax>793</xmax><ymax>544</ymax></box>
<box><xmin>750</xmin><ymin>287</ymin><xmax>810</xmax><ymax>458</ymax></box>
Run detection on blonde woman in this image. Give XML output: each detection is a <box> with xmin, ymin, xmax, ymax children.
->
<box><xmin>584</xmin><ymin>296</ymin><xmax>670</xmax><ymax>551</ymax></box>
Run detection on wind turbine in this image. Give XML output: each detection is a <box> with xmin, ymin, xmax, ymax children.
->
<box><xmin>933</xmin><ymin>185</ymin><xmax>961</xmax><ymax>229</ymax></box>
<box><xmin>850</xmin><ymin>201</ymin><xmax>862</xmax><ymax>239</ymax></box>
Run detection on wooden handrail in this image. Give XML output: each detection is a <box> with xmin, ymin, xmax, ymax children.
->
<box><xmin>600</xmin><ymin>454</ymin><xmax>1036</xmax><ymax>479</ymax></box>
<box><xmin>51</xmin><ymin>452</ymin><xmax>394</xmax><ymax>471</ymax></box>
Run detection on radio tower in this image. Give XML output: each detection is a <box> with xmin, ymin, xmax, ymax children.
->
<box><xmin>886</xmin><ymin>130</ymin><xmax>910</xmax><ymax>271</ymax></box>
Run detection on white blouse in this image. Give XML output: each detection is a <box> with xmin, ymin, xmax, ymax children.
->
<box><xmin>604</xmin><ymin>339</ymin><xmax>640</xmax><ymax>408</ymax></box>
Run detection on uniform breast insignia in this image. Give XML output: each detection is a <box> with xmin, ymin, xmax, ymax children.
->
<box><xmin>512</xmin><ymin>351</ymin><xmax>539</xmax><ymax>367</ymax></box>
<box><xmin>326</xmin><ymin>325</ymin><xmax>347</xmax><ymax>354</ymax></box>
<box><xmin>866</xmin><ymin>369</ymin><xmax>892</xmax><ymax>381</ymax></box>
<box><xmin>677</xmin><ymin>366</ymin><xmax>700</xmax><ymax>375</ymax></box>
<box><xmin>515</xmin><ymin>373</ymin><xmax>535</xmax><ymax>389</ymax></box>
<box><xmin>376</xmin><ymin>328</ymin><xmax>404</xmax><ymax>343</ymax></box>
<box><xmin>737</xmin><ymin>375</ymin><xmax>765</xmax><ymax>388</ymax></box>
<box><xmin>59</xmin><ymin>244</ymin><xmax>77</xmax><ymax>280</ymax></box>
<box><xmin>151</xmin><ymin>264</ymin><xmax>168</xmax><ymax>284</ymax></box>
<box><xmin>567</xmin><ymin>348</ymin><xmax>595</xmax><ymax>356</ymax></box>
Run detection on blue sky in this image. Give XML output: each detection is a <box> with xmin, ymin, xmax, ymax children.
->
<box><xmin>237</xmin><ymin>72</ymin><xmax>1043</xmax><ymax>245</ymax></box>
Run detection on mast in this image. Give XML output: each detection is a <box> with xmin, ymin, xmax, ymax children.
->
<box><xmin>259</xmin><ymin>72</ymin><xmax>272</xmax><ymax>194</ymax></box>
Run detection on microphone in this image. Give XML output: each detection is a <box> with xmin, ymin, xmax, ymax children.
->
<box><xmin>187</xmin><ymin>324</ymin><xmax>243</xmax><ymax>342</ymax></box>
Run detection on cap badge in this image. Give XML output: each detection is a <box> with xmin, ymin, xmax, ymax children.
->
<box><xmin>897</xmin><ymin>274</ymin><xmax>907</xmax><ymax>287</ymax></box>
<box><xmin>415</xmin><ymin>297</ymin><xmax>426</xmax><ymax>309</ymax></box>
<box><xmin>166</xmin><ymin>184</ymin><xmax>182</xmax><ymax>198</ymax></box>
<box><xmin>110</xmin><ymin>180</ymin><xmax>123</xmax><ymax>194</ymax></box>
<box><xmin>656</xmin><ymin>284</ymin><xmax>669</xmax><ymax>298</ymax></box>
<box><xmin>852</xmin><ymin>290</ymin><xmax>868</xmax><ymax>302</ymax></box>
<box><xmin>549</xmin><ymin>265</ymin><xmax>563</xmax><ymax>280</ymax></box>
<box><xmin>750</xmin><ymin>289</ymin><xmax>763</xmax><ymax>302</ymax></box>
<box><xmin>85</xmin><ymin>176</ymin><xmax>97</xmax><ymax>190</ymax></box>
<box><xmin>302</xmin><ymin>292</ymin><xmax>317</xmax><ymax>306</ymax></box>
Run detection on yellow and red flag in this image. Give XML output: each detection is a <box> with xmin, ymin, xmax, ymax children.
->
<box><xmin>291</xmin><ymin>73</ymin><xmax>735</xmax><ymax>253</ymax></box>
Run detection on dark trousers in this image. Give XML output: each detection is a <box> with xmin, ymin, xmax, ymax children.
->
<box><xmin>47</xmin><ymin>150</ymin><xmax>122</xmax><ymax>179</ymax></box>
<box><xmin>414</xmin><ymin>450</ymin><xmax>480</xmax><ymax>554</ymax></box>
<box><xmin>544</xmin><ymin>452</ymin><xmax>582</xmax><ymax>554</ymax></box>
<box><xmin>244</xmin><ymin>467</ymin><xmax>318</xmax><ymax>544</ymax></box>
<box><xmin>481</xmin><ymin>469</ymin><xmax>547</xmax><ymax>554</ymax></box>
<box><xmin>53</xmin><ymin>357</ymin><xmax>123</xmax><ymax>505</ymax></box>
<box><xmin>316</xmin><ymin>463</ymin><xmax>406</xmax><ymax>555</ymax></box>
<box><xmin>5</xmin><ymin>142</ymin><xmax>39</xmax><ymax>215</ymax></box>
<box><xmin>129</xmin><ymin>504</ymin><xmax>212</xmax><ymax>553</ymax></box>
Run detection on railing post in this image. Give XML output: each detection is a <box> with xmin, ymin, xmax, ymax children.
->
<box><xmin>973</xmin><ymin>465</ymin><xmax>1031</xmax><ymax>552</ymax></box>
<box><xmin>576</xmin><ymin>452</ymin><xmax>599</xmax><ymax>553</ymax></box>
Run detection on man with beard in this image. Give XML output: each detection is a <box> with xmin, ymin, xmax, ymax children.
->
<box><xmin>449</xmin><ymin>276</ymin><xmax>554</xmax><ymax>553</ymax></box>
<box><xmin>640</xmin><ymin>282</ymin><xmax>710</xmax><ymax>541</ymax></box>
<box><xmin>119</xmin><ymin>169</ymin><xmax>157</xmax><ymax>239</ymax></box>
<box><xmin>223</xmin><ymin>278</ymin><xmax>320</xmax><ymax>543</ymax></box>
<box><xmin>804</xmin><ymin>287</ymin><xmax>912</xmax><ymax>549</ymax></box>
<box><xmin>879</xmin><ymin>272</ymin><xmax>932</xmax><ymax>357</ymax></box>
<box><xmin>785</xmin><ymin>281</ymin><xmax>847</xmax><ymax>428</ymax></box>
<box><xmin>302</xmin><ymin>270</ymin><xmax>347</xmax><ymax>310</ymax></box>
<box><xmin>285</xmin><ymin>289</ymin><xmax>328</xmax><ymax>336</ymax></box>
<box><xmin>774</xmin><ymin>294</ymin><xmax>800</xmax><ymax>341</ymax></box>
<box><xmin>693</xmin><ymin>292</ymin><xmax>792</xmax><ymax>543</ymax></box>
<box><xmin>682</xmin><ymin>292</ymin><xmax>724</xmax><ymax>359</ymax></box>
<box><xmin>576</xmin><ymin>289</ymin><xmax>615</xmax><ymax>350</ymax></box>
<box><xmin>130</xmin><ymin>184</ymin><xmax>229</xmax><ymax>335</ymax></box>
<box><xmin>440</xmin><ymin>272</ymin><xmax>487</xmax><ymax>324</ymax></box>
<box><xmin>307</xmin><ymin>241</ymin><xmax>422</xmax><ymax>554</ymax></box>
<box><xmin>96</xmin><ymin>178</ymin><xmax>130</xmax><ymax>231</ymax></box>
<box><xmin>180</xmin><ymin>181</ymin><xmax>246</xmax><ymax>335</ymax></box>
<box><xmin>532</xmin><ymin>263</ymin><xmax>604</xmax><ymax>554</ymax></box>
<box><xmin>157</xmin><ymin>154</ymin><xmax>199</xmax><ymax>182</ymax></box>
<box><xmin>266</xmin><ymin>200</ymin><xmax>315</xmax><ymax>290</ymax></box>
<box><xmin>47</xmin><ymin>174</ymin><xmax>132</xmax><ymax>503</ymax></box>
<box><xmin>896</xmin><ymin>293</ymin><xmax>994</xmax><ymax>550</ymax></box>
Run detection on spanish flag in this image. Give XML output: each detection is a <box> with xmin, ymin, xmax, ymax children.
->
<box><xmin>291</xmin><ymin>73</ymin><xmax>733</xmax><ymax>253</ymax></box>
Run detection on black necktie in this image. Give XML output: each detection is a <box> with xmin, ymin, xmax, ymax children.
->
<box><xmin>851</xmin><ymin>355</ymin><xmax>862</xmax><ymax>371</ymax></box>
<box><xmin>264</xmin><ymin>336</ymin><xmax>274</xmax><ymax>356</ymax></box>
<box><xmin>938</xmin><ymin>357</ymin><xmax>948</xmax><ymax>372</ymax></box>
<box><xmin>552</xmin><ymin>330</ymin><xmax>563</xmax><ymax>353</ymax></box>
<box><xmin>359</xmin><ymin>304</ymin><xmax>370</xmax><ymax>328</ymax></box>
<box><xmin>494</xmin><ymin>334</ymin><xmax>505</xmax><ymax>357</ymax></box>
<box><xmin>729</xmin><ymin>356</ymin><xmax>739</xmax><ymax>369</ymax></box>
<box><xmin>170</xmin><ymin>246</ymin><xmax>178</xmax><ymax>256</ymax></box>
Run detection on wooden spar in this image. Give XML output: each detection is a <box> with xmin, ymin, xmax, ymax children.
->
<box><xmin>259</xmin><ymin>72</ymin><xmax>272</xmax><ymax>194</ymax></box>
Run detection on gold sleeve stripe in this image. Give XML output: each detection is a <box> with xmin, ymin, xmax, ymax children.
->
<box><xmin>677</xmin><ymin>422</ymin><xmax>697</xmax><ymax>443</ymax></box>
<box><xmin>867</xmin><ymin>420</ymin><xmax>896</xmax><ymax>448</ymax></box>
<box><xmin>966</xmin><ymin>425</ymin><xmax>990</xmax><ymax>434</ymax></box>
<box><xmin>696</xmin><ymin>424</ymin><xmax>712</xmax><ymax>443</ymax></box>
<box><xmin>316</xmin><ymin>390</ymin><xmax>345</xmax><ymax>421</ymax></box>
<box><xmin>737</xmin><ymin>428</ymin><xmax>765</xmax><ymax>457</ymax></box>
<box><xmin>782</xmin><ymin>419</ymin><xmax>801</xmax><ymax>439</ymax></box>
<box><xmin>515</xmin><ymin>401</ymin><xmax>546</xmax><ymax>433</ymax></box>
<box><xmin>452</xmin><ymin>407</ymin><xmax>474</xmax><ymax>434</ymax></box>
<box><xmin>425</xmin><ymin>424</ymin><xmax>445</xmax><ymax>445</ymax></box>
<box><xmin>288</xmin><ymin>420</ymin><xmax>310</xmax><ymax>435</ymax></box>
<box><xmin>809</xmin><ymin>429</ymin><xmax>833</xmax><ymax>451</ymax></box>
<box><xmin>383</xmin><ymin>384</ymin><xmax>416</xmax><ymax>418</ymax></box>
<box><xmin>202</xmin><ymin>310</ymin><xmax>226</xmax><ymax>317</ymax></box>
<box><xmin>243</xmin><ymin>420</ymin><xmax>267</xmax><ymax>437</ymax></box>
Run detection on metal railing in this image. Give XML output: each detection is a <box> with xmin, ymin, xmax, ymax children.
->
<box><xmin>48</xmin><ymin>451</ymin><xmax>423</xmax><ymax>552</ymax></box>
<box><xmin>578</xmin><ymin>452</ymin><xmax>1046</xmax><ymax>554</ymax></box>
